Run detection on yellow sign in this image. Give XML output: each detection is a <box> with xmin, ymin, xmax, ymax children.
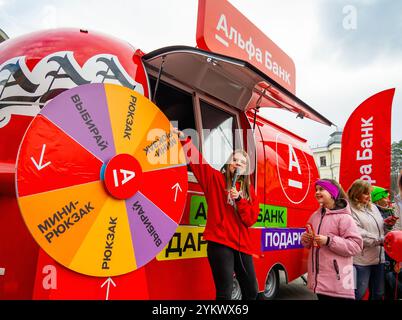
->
<box><xmin>156</xmin><ymin>226</ymin><xmax>207</xmax><ymax>261</ymax></box>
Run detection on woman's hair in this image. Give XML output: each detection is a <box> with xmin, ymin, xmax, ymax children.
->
<box><xmin>221</xmin><ymin>149</ymin><xmax>251</xmax><ymax>200</ymax></box>
<box><xmin>318</xmin><ymin>178</ymin><xmax>348</xmax><ymax>209</ymax></box>
<box><xmin>347</xmin><ymin>179</ymin><xmax>371</xmax><ymax>209</ymax></box>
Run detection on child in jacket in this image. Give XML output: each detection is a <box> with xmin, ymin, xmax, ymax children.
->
<box><xmin>301</xmin><ymin>179</ymin><xmax>363</xmax><ymax>300</ymax></box>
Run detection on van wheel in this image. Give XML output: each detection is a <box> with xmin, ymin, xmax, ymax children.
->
<box><xmin>261</xmin><ymin>268</ymin><xmax>279</xmax><ymax>300</ymax></box>
<box><xmin>231</xmin><ymin>277</ymin><xmax>242</xmax><ymax>300</ymax></box>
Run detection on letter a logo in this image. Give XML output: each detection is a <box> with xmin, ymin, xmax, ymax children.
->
<box><xmin>104</xmin><ymin>154</ymin><xmax>143</xmax><ymax>199</ymax></box>
<box><xmin>276</xmin><ymin>133</ymin><xmax>311</xmax><ymax>204</ymax></box>
<box><xmin>113</xmin><ymin>169</ymin><xmax>136</xmax><ymax>187</ymax></box>
<box><xmin>288</xmin><ymin>144</ymin><xmax>301</xmax><ymax>174</ymax></box>
<box><xmin>120</xmin><ymin>169</ymin><xmax>135</xmax><ymax>185</ymax></box>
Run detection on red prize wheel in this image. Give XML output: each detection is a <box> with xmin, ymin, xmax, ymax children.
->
<box><xmin>16</xmin><ymin>83</ymin><xmax>188</xmax><ymax>277</ymax></box>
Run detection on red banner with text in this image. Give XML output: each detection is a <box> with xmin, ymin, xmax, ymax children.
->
<box><xmin>196</xmin><ymin>0</ymin><xmax>296</xmax><ymax>94</ymax></box>
<box><xmin>339</xmin><ymin>89</ymin><xmax>395</xmax><ymax>192</ymax></box>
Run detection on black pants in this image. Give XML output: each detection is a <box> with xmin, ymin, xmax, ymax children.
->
<box><xmin>207</xmin><ymin>241</ymin><xmax>258</xmax><ymax>300</ymax></box>
<box><xmin>316</xmin><ymin>294</ymin><xmax>353</xmax><ymax>301</ymax></box>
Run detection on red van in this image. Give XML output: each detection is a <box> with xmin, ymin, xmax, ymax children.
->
<box><xmin>0</xmin><ymin>2</ymin><xmax>332</xmax><ymax>301</ymax></box>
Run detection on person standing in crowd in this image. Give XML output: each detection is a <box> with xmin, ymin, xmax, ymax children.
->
<box><xmin>371</xmin><ymin>186</ymin><xmax>399</xmax><ymax>226</ymax></box>
<box><xmin>347</xmin><ymin>180</ymin><xmax>396</xmax><ymax>300</ymax></box>
<box><xmin>394</xmin><ymin>173</ymin><xmax>402</xmax><ymax>231</ymax></box>
<box><xmin>175</xmin><ymin>128</ymin><xmax>259</xmax><ymax>300</ymax></box>
<box><xmin>371</xmin><ymin>184</ymin><xmax>401</xmax><ymax>299</ymax></box>
<box><xmin>389</xmin><ymin>174</ymin><xmax>402</xmax><ymax>299</ymax></box>
<box><xmin>301</xmin><ymin>179</ymin><xmax>363</xmax><ymax>300</ymax></box>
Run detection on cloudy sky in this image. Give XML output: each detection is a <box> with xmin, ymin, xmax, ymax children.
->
<box><xmin>1</xmin><ymin>0</ymin><xmax>401</xmax><ymax>147</ymax></box>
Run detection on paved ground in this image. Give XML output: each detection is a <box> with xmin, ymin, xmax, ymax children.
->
<box><xmin>275</xmin><ymin>272</ymin><xmax>317</xmax><ymax>300</ymax></box>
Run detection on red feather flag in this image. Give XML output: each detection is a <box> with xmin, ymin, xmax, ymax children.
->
<box><xmin>339</xmin><ymin>89</ymin><xmax>395</xmax><ymax>191</ymax></box>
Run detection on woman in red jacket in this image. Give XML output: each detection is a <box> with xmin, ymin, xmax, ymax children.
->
<box><xmin>176</xmin><ymin>129</ymin><xmax>259</xmax><ymax>300</ymax></box>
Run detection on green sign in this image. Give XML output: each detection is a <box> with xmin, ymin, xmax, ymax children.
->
<box><xmin>189</xmin><ymin>195</ymin><xmax>208</xmax><ymax>226</ymax></box>
<box><xmin>189</xmin><ymin>195</ymin><xmax>287</xmax><ymax>228</ymax></box>
<box><xmin>254</xmin><ymin>204</ymin><xmax>287</xmax><ymax>228</ymax></box>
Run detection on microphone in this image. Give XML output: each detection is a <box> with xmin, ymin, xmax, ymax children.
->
<box><xmin>232</xmin><ymin>168</ymin><xmax>240</xmax><ymax>189</ymax></box>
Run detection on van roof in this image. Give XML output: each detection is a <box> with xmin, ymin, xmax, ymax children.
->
<box><xmin>142</xmin><ymin>46</ymin><xmax>333</xmax><ymax>127</ymax></box>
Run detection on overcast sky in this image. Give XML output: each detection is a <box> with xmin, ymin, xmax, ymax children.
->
<box><xmin>1</xmin><ymin>0</ymin><xmax>401</xmax><ymax>147</ymax></box>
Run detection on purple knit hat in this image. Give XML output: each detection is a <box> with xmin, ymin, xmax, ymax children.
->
<box><xmin>315</xmin><ymin>179</ymin><xmax>340</xmax><ymax>199</ymax></box>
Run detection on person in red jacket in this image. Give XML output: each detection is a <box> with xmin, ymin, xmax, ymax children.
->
<box><xmin>175</xmin><ymin>128</ymin><xmax>259</xmax><ymax>300</ymax></box>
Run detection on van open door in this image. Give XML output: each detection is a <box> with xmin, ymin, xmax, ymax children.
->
<box><xmin>142</xmin><ymin>46</ymin><xmax>333</xmax><ymax>126</ymax></box>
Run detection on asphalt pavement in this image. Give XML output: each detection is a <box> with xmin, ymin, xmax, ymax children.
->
<box><xmin>275</xmin><ymin>273</ymin><xmax>317</xmax><ymax>300</ymax></box>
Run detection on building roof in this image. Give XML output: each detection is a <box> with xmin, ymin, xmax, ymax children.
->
<box><xmin>327</xmin><ymin>130</ymin><xmax>342</xmax><ymax>147</ymax></box>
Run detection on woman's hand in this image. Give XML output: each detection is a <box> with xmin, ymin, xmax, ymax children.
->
<box><xmin>172</xmin><ymin>127</ymin><xmax>185</xmax><ymax>139</ymax></box>
<box><xmin>384</xmin><ymin>215</ymin><xmax>398</xmax><ymax>226</ymax></box>
<box><xmin>314</xmin><ymin>234</ymin><xmax>329</xmax><ymax>246</ymax></box>
<box><xmin>229</xmin><ymin>187</ymin><xmax>241</xmax><ymax>200</ymax></box>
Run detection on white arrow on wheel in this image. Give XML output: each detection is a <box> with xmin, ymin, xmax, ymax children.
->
<box><xmin>101</xmin><ymin>277</ymin><xmax>116</xmax><ymax>300</ymax></box>
<box><xmin>30</xmin><ymin>144</ymin><xmax>51</xmax><ymax>170</ymax></box>
<box><xmin>171</xmin><ymin>182</ymin><xmax>182</xmax><ymax>202</ymax></box>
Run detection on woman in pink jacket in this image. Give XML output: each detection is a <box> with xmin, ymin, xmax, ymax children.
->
<box><xmin>301</xmin><ymin>179</ymin><xmax>363</xmax><ymax>300</ymax></box>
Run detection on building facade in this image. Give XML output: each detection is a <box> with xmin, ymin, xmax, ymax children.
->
<box><xmin>311</xmin><ymin>130</ymin><xmax>342</xmax><ymax>181</ymax></box>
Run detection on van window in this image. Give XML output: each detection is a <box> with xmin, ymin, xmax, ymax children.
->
<box><xmin>149</xmin><ymin>77</ymin><xmax>197</xmax><ymax>174</ymax></box>
<box><xmin>149</xmin><ymin>77</ymin><xmax>196</xmax><ymax>132</ymax></box>
<box><xmin>200</xmin><ymin>100</ymin><xmax>239</xmax><ymax>170</ymax></box>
